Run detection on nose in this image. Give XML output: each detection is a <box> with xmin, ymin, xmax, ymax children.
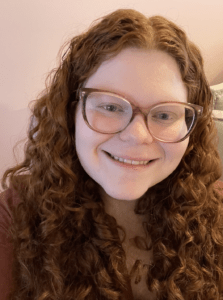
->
<box><xmin>119</xmin><ymin>114</ymin><xmax>154</xmax><ymax>144</ymax></box>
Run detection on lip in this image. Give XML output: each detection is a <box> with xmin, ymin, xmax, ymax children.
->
<box><xmin>103</xmin><ymin>151</ymin><xmax>156</xmax><ymax>162</ymax></box>
<box><xmin>103</xmin><ymin>151</ymin><xmax>159</xmax><ymax>168</ymax></box>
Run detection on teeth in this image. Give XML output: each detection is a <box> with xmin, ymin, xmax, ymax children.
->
<box><xmin>111</xmin><ymin>154</ymin><xmax>150</xmax><ymax>165</ymax></box>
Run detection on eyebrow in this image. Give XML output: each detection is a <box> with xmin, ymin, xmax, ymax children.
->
<box><xmin>84</xmin><ymin>87</ymin><xmax>186</xmax><ymax>109</ymax></box>
<box><xmin>105</xmin><ymin>89</ymin><xmax>185</xmax><ymax>108</ymax></box>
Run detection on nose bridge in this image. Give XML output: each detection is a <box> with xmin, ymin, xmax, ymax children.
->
<box><xmin>130</xmin><ymin>106</ymin><xmax>151</xmax><ymax>131</ymax></box>
<box><xmin>119</xmin><ymin>108</ymin><xmax>154</xmax><ymax>143</ymax></box>
<box><xmin>132</xmin><ymin>107</ymin><xmax>148</xmax><ymax>122</ymax></box>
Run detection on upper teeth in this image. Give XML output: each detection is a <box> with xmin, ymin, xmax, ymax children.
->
<box><xmin>110</xmin><ymin>154</ymin><xmax>150</xmax><ymax>165</ymax></box>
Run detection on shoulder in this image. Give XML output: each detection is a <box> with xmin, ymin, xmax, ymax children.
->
<box><xmin>0</xmin><ymin>177</ymin><xmax>25</xmax><ymax>240</ymax></box>
<box><xmin>0</xmin><ymin>183</ymin><xmax>23</xmax><ymax>300</ymax></box>
<box><xmin>0</xmin><ymin>174</ymin><xmax>28</xmax><ymax>208</ymax></box>
<box><xmin>0</xmin><ymin>184</ymin><xmax>22</xmax><ymax>241</ymax></box>
<box><xmin>0</xmin><ymin>185</ymin><xmax>22</xmax><ymax>222</ymax></box>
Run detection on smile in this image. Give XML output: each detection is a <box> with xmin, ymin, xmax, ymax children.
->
<box><xmin>106</xmin><ymin>152</ymin><xmax>152</xmax><ymax>165</ymax></box>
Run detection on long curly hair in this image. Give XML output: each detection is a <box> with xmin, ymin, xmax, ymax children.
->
<box><xmin>2</xmin><ymin>8</ymin><xmax>223</xmax><ymax>300</ymax></box>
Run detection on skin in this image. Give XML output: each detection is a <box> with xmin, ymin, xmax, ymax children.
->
<box><xmin>75</xmin><ymin>48</ymin><xmax>189</xmax><ymax>224</ymax></box>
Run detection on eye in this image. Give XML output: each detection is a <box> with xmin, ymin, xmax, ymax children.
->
<box><xmin>157</xmin><ymin>113</ymin><xmax>173</xmax><ymax>120</ymax></box>
<box><xmin>151</xmin><ymin>111</ymin><xmax>178</xmax><ymax>124</ymax></box>
<box><xmin>99</xmin><ymin>104</ymin><xmax>124</xmax><ymax>112</ymax></box>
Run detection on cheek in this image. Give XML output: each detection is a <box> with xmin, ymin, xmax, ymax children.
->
<box><xmin>75</xmin><ymin>108</ymin><xmax>112</xmax><ymax>164</ymax></box>
<box><xmin>75</xmin><ymin>107</ymin><xmax>92</xmax><ymax>166</ymax></box>
<box><xmin>163</xmin><ymin>138</ymin><xmax>189</xmax><ymax>163</ymax></box>
<box><xmin>75</xmin><ymin>103</ymin><xmax>96</xmax><ymax>148</ymax></box>
<box><xmin>75</xmin><ymin>118</ymin><xmax>98</xmax><ymax>179</ymax></box>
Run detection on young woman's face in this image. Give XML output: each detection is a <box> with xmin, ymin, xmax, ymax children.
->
<box><xmin>75</xmin><ymin>48</ymin><xmax>189</xmax><ymax>201</ymax></box>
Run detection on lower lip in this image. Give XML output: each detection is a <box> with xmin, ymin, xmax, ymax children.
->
<box><xmin>104</xmin><ymin>151</ymin><xmax>158</xmax><ymax>169</ymax></box>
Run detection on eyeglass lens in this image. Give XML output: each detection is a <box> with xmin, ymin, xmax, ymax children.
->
<box><xmin>84</xmin><ymin>92</ymin><xmax>195</xmax><ymax>142</ymax></box>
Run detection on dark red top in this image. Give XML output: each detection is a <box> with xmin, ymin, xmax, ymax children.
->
<box><xmin>0</xmin><ymin>181</ymin><xmax>223</xmax><ymax>300</ymax></box>
<box><xmin>0</xmin><ymin>185</ymin><xmax>21</xmax><ymax>300</ymax></box>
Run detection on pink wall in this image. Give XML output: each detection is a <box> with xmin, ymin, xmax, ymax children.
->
<box><xmin>1</xmin><ymin>0</ymin><xmax>223</xmax><ymax>186</ymax></box>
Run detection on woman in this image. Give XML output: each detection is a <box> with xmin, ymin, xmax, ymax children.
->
<box><xmin>1</xmin><ymin>8</ymin><xmax>223</xmax><ymax>300</ymax></box>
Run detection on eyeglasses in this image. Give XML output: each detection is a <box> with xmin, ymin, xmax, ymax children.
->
<box><xmin>78</xmin><ymin>88</ymin><xmax>203</xmax><ymax>143</ymax></box>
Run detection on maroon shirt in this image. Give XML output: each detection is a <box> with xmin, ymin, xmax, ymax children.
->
<box><xmin>0</xmin><ymin>186</ymin><xmax>21</xmax><ymax>300</ymax></box>
<box><xmin>0</xmin><ymin>180</ymin><xmax>223</xmax><ymax>300</ymax></box>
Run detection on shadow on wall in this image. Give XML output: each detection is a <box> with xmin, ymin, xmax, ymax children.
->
<box><xmin>0</xmin><ymin>103</ymin><xmax>31</xmax><ymax>185</ymax></box>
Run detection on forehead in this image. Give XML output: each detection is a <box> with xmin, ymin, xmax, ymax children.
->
<box><xmin>84</xmin><ymin>48</ymin><xmax>188</xmax><ymax>107</ymax></box>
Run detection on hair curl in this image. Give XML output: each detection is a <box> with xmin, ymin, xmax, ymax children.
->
<box><xmin>2</xmin><ymin>8</ymin><xmax>223</xmax><ymax>300</ymax></box>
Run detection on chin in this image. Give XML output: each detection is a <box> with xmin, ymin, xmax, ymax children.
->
<box><xmin>102</xmin><ymin>186</ymin><xmax>151</xmax><ymax>201</ymax></box>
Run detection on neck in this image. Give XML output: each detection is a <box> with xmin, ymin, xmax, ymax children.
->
<box><xmin>99</xmin><ymin>188</ymin><xmax>145</xmax><ymax>234</ymax></box>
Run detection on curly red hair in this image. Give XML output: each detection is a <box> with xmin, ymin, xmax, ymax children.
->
<box><xmin>2</xmin><ymin>8</ymin><xmax>223</xmax><ymax>300</ymax></box>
